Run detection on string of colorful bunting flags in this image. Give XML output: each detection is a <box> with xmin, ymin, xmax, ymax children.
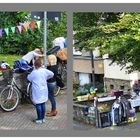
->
<box><xmin>0</xmin><ymin>20</ymin><xmax>41</xmax><ymax>37</ymax></box>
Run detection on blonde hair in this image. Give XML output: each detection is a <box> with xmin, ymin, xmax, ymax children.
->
<box><xmin>34</xmin><ymin>48</ymin><xmax>41</xmax><ymax>54</ymax></box>
<box><xmin>48</xmin><ymin>55</ymin><xmax>57</xmax><ymax>66</ymax></box>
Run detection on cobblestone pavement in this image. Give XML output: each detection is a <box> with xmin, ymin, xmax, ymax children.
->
<box><xmin>0</xmin><ymin>89</ymin><xmax>67</xmax><ymax>130</ymax></box>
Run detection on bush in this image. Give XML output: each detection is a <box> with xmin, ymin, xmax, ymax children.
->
<box><xmin>73</xmin><ymin>80</ymin><xmax>80</xmax><ymax>97</ymax></box>
<box><xmin>95</xmin><ymin>81</ymin><xmax>104</xmax><ymax>93</ymax></box>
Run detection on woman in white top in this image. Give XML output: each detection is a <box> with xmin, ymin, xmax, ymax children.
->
<box><xmin>27</xmin><ymin>58</ymin><xmax>54</xmax><ymax>124</ymax></box>
<box><xmin>21</xmin><ymin>48</ymin><xmax>44</xmax><ymax>67</ymax></box>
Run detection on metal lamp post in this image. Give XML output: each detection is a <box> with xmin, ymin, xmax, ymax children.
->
<box><xmin>31</xmin><ymin>11</ymin><xmax>61</xmax><ymax>67</ymax></box>
<box><xmin>43</xmin><ymin>11</ymin><xmax>47</xmax><ymax>67</ymax></box>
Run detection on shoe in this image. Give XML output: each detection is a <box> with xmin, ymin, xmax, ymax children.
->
<box><xmin>47</xmin><ymin>110</ymin><xmax>58</xmax><ymax>117</ymax></box>
<box><xmin>47</xmin><ymin>111</ymin><xmax>51</xmax><ymax>115</ymax></box>
<box><xmin>42</xmin><ymin>119</ymin><xmax>46</xmax><ymax>123</ymax></box>
<box><xmin>33</xmin><ymin>119</ymin><xmax>43</xmax><ymax>124</ymax></box>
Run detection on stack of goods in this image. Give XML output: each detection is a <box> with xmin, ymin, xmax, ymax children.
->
<box><xmin>87</xmin><ymin>106</ymin><xmax>96</xmax><ymax>118</ymax></box>
<box><xmin>98</xmin><ymin>103</ymin><xmax>111</xmax><ymax>112</ymax></box>
<box><xmin>88</xmin><ymin>86</ymin><xmax>97</xmax><ymax>100</ymax></box>
<box><xmin>77</xmin><ymin>95</ymin><xmax>89</xmax><ymax>102</ymax></box>
<box><xmin>111</xmin><ymin>97</ymin><xmax>137</xmax><ymax>126</ymax></box>
<box><xmin>76</xmin><ymin>86</ymin><xmax>89</xmax><ymax>101</ymax></box>
<box><xmin>90</xmin><ymin>86</ymin><xmax>97</xmax><ymax>94</ymax></box>
<box><xmin>76</xmin><ymin>85</ymin><xmax>97</xmax><ymax>102</ymax></box>
<box><xmin>128</xmin><ymin>108</ymin><xmax>137</xmax><ymax>123</ymax></box>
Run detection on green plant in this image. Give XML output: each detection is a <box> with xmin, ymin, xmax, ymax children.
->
<box><xmin>84</xmin><ymin>83</ymin><xmax>92</xmax><ymax>92</ymax></box>
<box><xmin>74</xmin><ymin>12</ymin><xmax>140</xmax><ymax>72</ymax></box>
<box><xmin>0</xmin><ymin>12</ymin><xmax>67</xmax><ymax>55</ymax></box>
<box><xmin>73</xmin><ymin>80</ymin><xmax>80</xmax><ymax>97</ymax></box>
<box><xmin>95</xmin><ymin>81</ymin><xmax>104</xmax><ymax>93</ymax></box>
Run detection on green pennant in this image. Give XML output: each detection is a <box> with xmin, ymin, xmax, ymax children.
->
<box><xmin>11</xmin><ymin>27</ymin><xmax>16</xmax><ymax>34</ymax></box>
<box><xmin>4</xmin><ymin>28</ymin><xmax>9</xmax><ymax>36</ymax></box>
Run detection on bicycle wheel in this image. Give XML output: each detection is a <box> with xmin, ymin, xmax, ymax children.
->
<box><xmin>61</xmin><ymin>68</ymin><xmax>67</xmax><ymax>86</ymax></box>
<box><xmin>27</xmin><ymin>83</ymin><xmax>35</xmax><ymax>105</ymax></box>
<box><xmin>54</xmin><ymin>86</ymin><xmax>61</xmax><ymax>96</ymax></box>
<box><xmin>0</xmin><ymin>86</ymin><xmax>19</xmax><ymax>112</ymax></box>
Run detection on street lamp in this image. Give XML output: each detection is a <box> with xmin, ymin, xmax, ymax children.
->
<box><xmin>44</xmin><ymin>11</ymin><xmax>47</xmax><ymax>66</ymax></box>
<box><xmin>31</xmin><ymin>11</ymin><xmax>61</xmax><ymax>66</ymax></box>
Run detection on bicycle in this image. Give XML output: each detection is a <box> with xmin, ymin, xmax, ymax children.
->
<box><xmin>0</xmin><ymin>69</ymin><xmax>33</xmax><ymax>112</ymax></box>
<box><xmin>54</xmin><ymin>86</ymin><xmax>61</xmax><ymax>96</ymax></box>
<box><xmin>53</xmin><ymin>59</ymin><xmax>67</xmax><ymax>97</ymax></box>
<box><xmin>57</xmin><ymin>58</ymin><xmax>67</xmax><ymax>86</ymax></box>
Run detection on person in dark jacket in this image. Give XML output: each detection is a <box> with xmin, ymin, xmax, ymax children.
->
<box><xmin>46</xmin><ymin>54</ymin><xmax>58</xmax><ymax>117</ymax></box>
<box><xmin>133</xmin><ymin>80</ymin><xmax>140</xmax><ymax>96</ymax></box>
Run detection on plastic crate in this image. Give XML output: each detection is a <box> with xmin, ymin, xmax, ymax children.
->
<box><xmin>98</xmin><ymin>111</ymin><xmax>112</xmax><ymax>128</ymax></box>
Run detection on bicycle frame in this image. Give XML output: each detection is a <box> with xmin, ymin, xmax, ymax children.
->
<box><xmin>7</xmin><ymin>71</ymin><xmax>31</xmax><ymax>98</ymax></box>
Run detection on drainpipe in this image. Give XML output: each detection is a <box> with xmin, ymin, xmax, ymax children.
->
<box><xmin>90</xmin><ymin>50</ymin><xmax>95</xmax><ymax>87</ymax></box>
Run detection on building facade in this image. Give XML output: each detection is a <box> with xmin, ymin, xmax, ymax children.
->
<box><xmin>73</xmin><ymin>48</ymin><xmax>140</xmax><ymax>93</ymax></box>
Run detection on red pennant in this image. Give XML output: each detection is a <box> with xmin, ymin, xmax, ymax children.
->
<box><xmin>30</xmin><ymin>21</ymin><xmax>35</xmax><ymax>30</ymax></box>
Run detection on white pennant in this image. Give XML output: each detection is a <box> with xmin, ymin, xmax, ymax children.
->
<box><xmin>4</xmin><ymin>28</ymin><xmax>9</xmax><ymax>36</ymax></box>
<box><xmin>36</xmin><ymin>20</ymin><xmax>41</xmax><ymax>29</ymax></box>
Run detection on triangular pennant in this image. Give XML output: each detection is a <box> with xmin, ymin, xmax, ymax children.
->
<box><xmin>30</xmin><ymin>21</ymin><xmax>35</xmax><ymax>30</ymax></box>
<box><xmin>4</xmin><ymin>28</ymin><xmax>9</xmax><ymax>36</ymax></box>
<box><xmin>36</xmin><ymin>20</ymin><xmax>41</xmax><ymax>29</ymax></box>
<box><xmin>11</xmin><ymin>27</ymin><xmax>16</xmax><ymax>34</ymax></box>
<box><xmin>23</xmin><ymin>21</ymin><xmax>28</xmax><ymax>32</ymax></box>
<box><xmin>17</xmin><ymin>25</ymin><xmax>22</xmax><ymax>34</ymax></box>
<box><xmin>0</xmin><ymin>29</ymin><xmax>3</xmax><ymax>37</ymax></box>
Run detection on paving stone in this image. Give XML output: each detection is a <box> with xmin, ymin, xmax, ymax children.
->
<box><xmin>0</xmin><ymin>93</ymin><xmax>67</xmax><ymax>130</ymax></box>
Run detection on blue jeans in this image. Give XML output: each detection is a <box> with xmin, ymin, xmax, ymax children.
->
<box><xmin>48</xmin><ymin>82</ymin><xmax>56</xmax><ymax>110</ymax></box>
<box><xmin>35</xmin><ymin>102</ymin><xmax>46</xmax><ymax>120</ymax></box>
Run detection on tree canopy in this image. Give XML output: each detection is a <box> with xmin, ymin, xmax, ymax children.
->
<box><xmin>0</xmin><ymin>12</ymin><xmax>67</xmax><ymax>55</ymax></box>
<box><xmin>74</xmin><ymin>12</ymin><xmax>140</xmax><ymax>72</ymax></box>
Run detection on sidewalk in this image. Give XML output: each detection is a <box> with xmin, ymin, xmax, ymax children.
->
<box><xmin>0</xmin><ymin>89</ymin><xmax>67</xmax><ymax>130</ymax></box>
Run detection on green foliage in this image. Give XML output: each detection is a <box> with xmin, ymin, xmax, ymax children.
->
<box><xmin>95</xmin><ymin>81</ymin><xmax>104</xmax><ymax>93</ymax></box>
<box><xmin>0</xmin><ymin>12</ymin><xmax>67</xmax><ymax>55</ymax></box>
<box><xmin>74</xmin><ymin>12</ymin><xmax>140</xmax><ymax>72</ymax></box>
<box><xmin>73</xmin><ymin>80</ymin><xmax>80</xmax><ymax>97</ymax></box>
<box><xmin>47</xmin><ymin>12</ymin><xmax>67</xmax><ymax>49</ymax></box>
<box><xmin>0</xmin><ymin>12</ymin><xmax>43</xmax><ymax>55</ymax></box>
<box><xmin>0</xmin><ymin>54</ymin><xmax>21</xmax><ymax>68</ymax></box>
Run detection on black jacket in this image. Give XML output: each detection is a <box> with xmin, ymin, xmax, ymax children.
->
<box><xmin>47</xmin><ymin>65</ymin><xmax>57</xmax><ymax>83</ymax></box>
